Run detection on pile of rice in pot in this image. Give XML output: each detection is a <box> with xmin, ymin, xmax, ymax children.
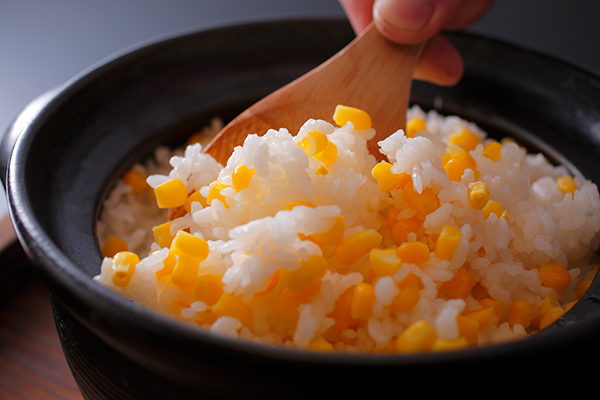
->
<box><xmin>95</xmin><ymin>105</ymin><xmax>600</xmax><ymax>353</ymax></box>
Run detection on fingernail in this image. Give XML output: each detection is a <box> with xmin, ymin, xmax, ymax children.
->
<box><xmin>374</xmin><ymin>0</ymin><xmax>433</xmax><ymax>32</ymax></box>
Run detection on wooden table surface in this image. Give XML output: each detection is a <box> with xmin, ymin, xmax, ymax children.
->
<box><xmin>0</xmin><ymin>277</ymin><xmax>83</xmax><ymax>400</ymax></box>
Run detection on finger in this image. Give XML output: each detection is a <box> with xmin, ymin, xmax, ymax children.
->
<box><xmin>413</xmin><ymin>33</ymin><xmax>464</xmax><ymax>86</ymax></box>
<box><xmin>444</xmin><ymin>0</ymin><xmax>497</xmax><ymax>30</ymax></box>
<box><xmin>338</xmin><ymin>0</ymin><xmax>376</xmax><ymax>33</ymax></box>
<box><xmin>372</xmin><ymin>0</ymin><xmax>465</xmax><ymax>44</ymax></box>
<box><xmin>339</xmin><ymin>0</ymin><xmax>466</xmax><ymax>86</ymax></box>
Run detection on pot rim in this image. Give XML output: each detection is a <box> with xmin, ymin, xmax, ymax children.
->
<box><xmin>5</xmin><ymin>17</ymin><xmax>600</xmax><ymax>367</ymax></box>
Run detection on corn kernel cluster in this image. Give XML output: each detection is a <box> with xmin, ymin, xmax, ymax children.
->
<box><xmin>96</xmin><ymin>105</ymin><xmax>600</xmax><ymax>354</ymax></box>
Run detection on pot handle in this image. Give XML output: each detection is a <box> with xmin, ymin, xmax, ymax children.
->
<box><xmin>0</xmin><ymin>88</ymin><xmax>59</xmax><ymax>188</ymax></box>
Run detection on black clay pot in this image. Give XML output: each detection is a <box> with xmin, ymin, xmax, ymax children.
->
<box><xmin>2</xmin><ymin>19</ymin><xmax>600</xmax><ymax>399</ymax></box>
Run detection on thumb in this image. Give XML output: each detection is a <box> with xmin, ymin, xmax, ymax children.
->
<box><xmin>372</xmin><ymin>0</ymin><xmax>464</xmax><ymax>44</ymax></box>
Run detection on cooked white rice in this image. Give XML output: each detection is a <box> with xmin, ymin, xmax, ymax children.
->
<box><xmin>94</xmin><ymin>106</ymin><xmax>600</xmax><ymax>352</ymax></box>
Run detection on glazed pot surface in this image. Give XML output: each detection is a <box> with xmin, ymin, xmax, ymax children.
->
<box><xmin>3</xmin><ymin>19</ymin><xmax>600</xmax><ymax>398</ymax></box>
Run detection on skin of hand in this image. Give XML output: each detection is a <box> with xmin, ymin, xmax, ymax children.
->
<box><xmin>338</xmin><ymin>0</ymin><xmax>497</xmax><ymax>86</ymax></box>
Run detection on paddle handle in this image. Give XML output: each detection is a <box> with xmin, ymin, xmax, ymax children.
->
<box><xmin>204</xmin><ymin>22</ymin><xmax>422</xmax><ymax>164</ymax></box>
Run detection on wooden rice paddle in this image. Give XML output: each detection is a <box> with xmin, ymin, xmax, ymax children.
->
<box><xmin>202</xmin><ymin>22</ymin><xmax>423</xmax><ymax>164</ymax></box>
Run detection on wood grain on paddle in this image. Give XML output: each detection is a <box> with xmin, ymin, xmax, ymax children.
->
<box><xmin>203</xmin><ymin>22</ymin><xmax>422</xmax><ymax>164</ymax></box>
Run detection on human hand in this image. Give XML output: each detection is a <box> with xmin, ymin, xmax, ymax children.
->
<box><xmin>338</xmin><ymin>0</ymin><xmax>496</xmax><ymax>86</ymax></box>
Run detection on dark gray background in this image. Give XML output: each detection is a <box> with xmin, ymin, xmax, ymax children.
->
<box><xmin>1</xmin><ymin>0</ymin><xmax>599</xmax><ymax>216</ymax></box>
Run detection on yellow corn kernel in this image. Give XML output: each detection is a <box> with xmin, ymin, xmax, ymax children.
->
<box><xmin>471</xmin><ymin>282</ymin><xmax>489</xmax><ymax>300</ymax></box>
<box><xmin>315</xmin><ymin>165</ymin><xmax>329</xmax><ymax>177</ymax></box>
<box><xmin>195</xmin><ymin>273</ymin><xmax>225</xmax><ymax>306</ymax></box>
<box><xmin>272</xmin><ymin>294</ymin><xmax>300</xmax><ymax>325</ymax></box>
<box><xmin>211</xmin><ymin>293</ymin><xmax>253</xmax><ymax>326</ymax></box>
<box><xmin>283</xmin><ymin>255</ymin><xmax>328</xmax><ymax>294</ymax></box>
<box><xmin>556</xmin><ymin>176</ymin><xmax>576</xmax><ymax>195</ymax></box>
<box><xmin>366</xmin><ymin>266</ymin><xmax>383</xmax><ymax>287</ymax></box>
<box><xmin>254</xmin><ymin>270</ymin><xmax>280</xmax><ymax>298</ymax></box>
<box><xmin>468</xmin><ymin>182</ymin><xmax>490</xmax><ymax>210</ymax></box>
<box><xmin>482</xmin><ymin>141</ymin><xmax>502</xmax><ymax>162</ymax></box>
<box><xmin>207</xmin><ymin>180</ymin><xmax>231</xmax><ymax>209</ymax></box>
<box><xmin>194</xmin><ymin>309</ymin><xmax>218</xmax><ymax>326</ymax></box>
<box><xmin>310</xmin><ymin>215</ymin><xmax>345</xmax><ymax>247</ymax></box>
<box><xmin>169</xmin><ymin>232</ymin><xmax>207</xmax><ymax>290</ymax></box>
<box><xmin>396</xmin><ymin>241</ymin><xmax>430</xmax><ymax>265</ymax></box>
<box><xmin>102</xmin><ymin>235</ymin><xmax>128</xmax><ymax>258</ymax></box>
<box><xmin>444</xmin><ymin>157</ymin><xmax>475</xmax><ymax>182</ymax></box>
<box><xmin>480</xmin><ymin>298</ymin><xmax>503</xmax><ymax>326</ymax></box>
<box><xmin>285</xmin><ymin>200</ymin><xmax>316</xmax><ymax>210</ymax></box>
<box><xmin>539</xmin><ymin>259</ymin><xmax>571</xmax><ymax>292</ymax></box>
<box><xmin>370</xmin><ymin>248</ymin><xmax>402</xmax><ymax>276</ymax></box>
<box><xmin>298</xmin><ymin>130</ymin><xmax>329</xmax><ymax>156</ymax></box>
<box><xmin>154</xmin><ymin>178</ymin><xmax>189</xmax><ymax>209</ymax></box>
<box><xmin>171</xmin><ymin>231</ymin><xmax>210</xmax><ymax>262</ymax></box>
<box><xmin>406</xmin><ymin>117</ymin><xmax>427</xmax><ymax>138</ymax></box>
<box><xmin>576</xmin><ymin>280</ymin><xmax>592</xmax><ymax>299</ymax></box>
<box><xmin>123</xmin><ymin>169</ymin><xmax>149</xmax><ymax>194</ymax></box>
<box><xmin>396</xmin><ymin>173</ymin><xmax>412</xmax><ymax>191</ymax></box>
<box><xmin>441</xmin><ymin>144</ymin><xmax>476</xmax><ymax>170</ymax></box>
<box><xmin>112</xmin><ymin>251</ymin><xmax>139</xmax><ymax>287</ymax></box>
<box><xmin>313</xmin><ymin>140</ymin><xmax>338</xmax><ymax>167</ymax></box>
<box><xmin>333</xmin><ymin>105</ymin><xmax>372</xmax><ymax>130</ymax></box>
<box><xmin>390</xmin><ymin>286</ymin><xmax>420</xmax><ymax>313</ymax></box>
<box><xmin>372</xmin><ymin>162</ymin><xmax>412</xmax><ymax>193</ymax></box>
<box><xmin>272</xmin><ymin>285</ymin><xmax>319</xmax><ymax>325</ymax></box>
<box><xmin>176</xmin><ymin>300</ymin><xmax>190</xmax><ymax>309</ymax></box>
<box><xmin>440</xmin><ymin>269</ymin><xmax>474</xmax><ymax>300</ymax></box>
<box><xmin>328</xmin><ymin>287</ymin><xmax>354</xmax><ymax>330</ymax></box>
<box><xmin>397</xmin><ymin>272</ymin><xmax>424</xmax><ymax>290</ymax></box>
<box><xmin>434</xmin><ymin>225</ymin><xmax>461</xmax><ymax>261</ymax></box>
<box><xmin>183</xmin><ymin>190</ymin><xmax>208</xmax><ymax>213</ymax></box>
<box><xmin>391</xmin><ymin>217</ymin><xmax>423</xmax><ymax>245</ymax></box>
<box><xmin>461</xmin><ymin>307</ymin><xmax>498</xmax><ymax>331</ymax></box>
<box><xmin>306</xmin><ymin>337</ymin><xmax>334</xmax><ymax>352</ymax></box>
<box><xmin>232</xmin><ymin>165</ymin><xmax>256</xmax><ymax>192</ymax></box>
<box><xmin>402</xmin><ymin>182</ymin><xmax>438</xmax><ymax>214</ymax></box>
<box><xmin>385</xmin><ymin>206</ymin><xmax>402</xmax><ymax>230</ymax></box>
<box><xmin>425</xmin><ymin>234</ymin><xmax>438</xmax><ymax>251</ymax></box>
<box><xmin>432</xmin><ymin>337</ymin><xmax>469</xmax><ymax>352</ymax></box>
<box><xmin>539</xmin><ymin>306</ymin><xmax>565</xmax><ymax>330</ymax></box>
<box><xmin>152</xmin><ymin>221</ymin><xmax>174</xmax><ymax>248</ymax></box>
<box><xmin>482</xmin><ymin>200</ymin><xmax>507</xmax><ymax>220</ymax></box>
<box><xmin>171</xmin><ymin>254</ymin><xmax>201</xmax><ymax>290</ymax></box>
<box><xmin>350</xmin><ymin>282</ymin><xmax>376</xmax><ymax>320</ymax></box>
<box><xmin>168</xmin><ymin>205</ymin><xmax>187</xmax><ymax>220</ymax></box>
<box><xmin>531</xmin><ymin>296</ymin><xmax>560</xmax><ymax>328</ymax></box>
<box><xmin>335</xmin><ymin>229</ymin><xmax>383</xmax><ymax>266</ymax></box>
<box><xmin>456</xmin><ymin>315</ymin><xmax>479</xmax><ymax>346</ymax></box>
<box><xmin>402</xmin><ymin>182</ymin><xmax>440</xmax><ymax>220</ymax></box>
<box><xmin>372</xmin><ymin>162</ymin><xmax>399</xmax><ymax>192</ymax></box>
<box><xmin>155</xmin><ymin>250</ymin><xmax>177</xmax><ymax>282</ymax></box>
<box><xmin>395</xmin><ymin>320</ymin><xmax>437</xmax><ymax>353</ymax></box>
<box><xmin>448</xmin><ymin>128</ymin><xmax>480</xmax><ymax>152</ymax></box>
<box><xmin>507</xmin><ymin>299</ymin><xmax>535</xmax><ymax>329</ymax></box>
